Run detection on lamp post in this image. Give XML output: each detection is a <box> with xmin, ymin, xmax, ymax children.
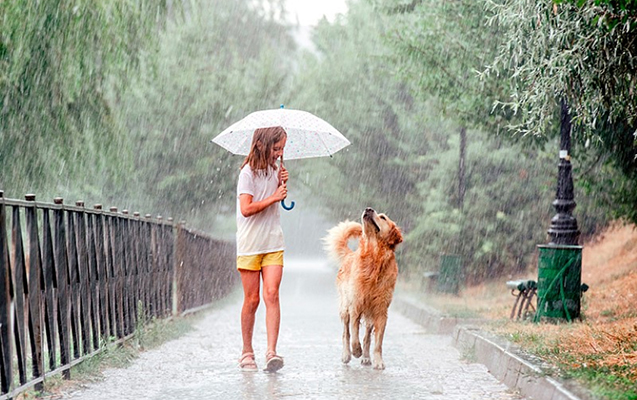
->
<box><xmin>547</xmin><ymin>99</ymin><xmax>580</xmax><ymax>245</ymax></box>
<box><xmin>535</xmin><ymin>99</ymin><xmax>583</xmax><ymax>322</ymax></box>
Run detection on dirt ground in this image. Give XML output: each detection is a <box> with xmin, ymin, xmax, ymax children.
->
<box><xmin>404</xmin><ymin>222</ymin><xmax>637</xmax><ymax>398</ymax></box>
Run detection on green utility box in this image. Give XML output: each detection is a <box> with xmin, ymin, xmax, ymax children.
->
<box><xmin>437</xmin><ymin>254</ymin><xmax>462</xmax><ymax>295</ymax></box>
<box><xmin>535</xmin><ymin>244</ymin><xmax>583</xmax><ymax>322</ymax></box>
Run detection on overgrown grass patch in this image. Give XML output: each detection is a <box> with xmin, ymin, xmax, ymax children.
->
<box><xmin>488</xmin><ymin>319</ymin><xmax>637</xmax><ymax>400</ymax></box>
<box><xmin>567</xmin><ymin>366</ymin><xmax>637</xmax><ymax>400</ymax></box>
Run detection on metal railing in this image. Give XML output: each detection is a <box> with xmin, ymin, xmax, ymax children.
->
<box><xmin>0</xmin><ymin>191</ymin><xmax>237</xmax><ymax>398</ymax></box>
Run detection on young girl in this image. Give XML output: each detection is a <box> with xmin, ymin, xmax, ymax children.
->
<box><xmin>236</xmin><ymin>126</ymin><xmax>288</xmax><ymax>373</ymax></box>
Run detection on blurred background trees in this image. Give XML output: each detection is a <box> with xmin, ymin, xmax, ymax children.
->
<box><xmin>0</xmin><ymin>0</ymin><xmax>171</xmax><ymax>200</ymax></box>
<box><xmin>2</xmin><ymin>0</ymin><xmax>635</xmax><ymax>283</ymax></box>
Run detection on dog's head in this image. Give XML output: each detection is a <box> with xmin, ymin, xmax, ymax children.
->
<box><xmin>361</xmin><ymin>208</ymin><xmax>403</xmax><ymax>250</ymax></box>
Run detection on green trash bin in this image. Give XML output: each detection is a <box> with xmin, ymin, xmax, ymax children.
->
<box><xmin>535</xmin><ymin>244</ymin><xmax>583</xmax><ymax>322</ymax></box>
<box><xmin>437</xmin><ymin>254</ymin><xmax>462</xmax><ymax>294</ymax></box>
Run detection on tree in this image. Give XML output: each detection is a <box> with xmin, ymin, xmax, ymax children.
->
<box><xmin>114</xmin><ymin>0</ymin><xmax>297</xmax><ymax>227</ymax></box>
<box><xmin>0</xmin><ymin>1</ymin><xmax>169</xmax><ymax>200</ymax></box>
<box><xmin>287</xmin><ymin>0</ymin><xmax>428</xmax><ymax>228</ymax></box>
<box><xmin>484</xmin><ymin>0</ymin><xmax>637</xmax><ymax>223</ymax></box>
<box><xmin>485</xmin><ymin>0</ymin><xmax>637</xmax><ymax>135</ymax></box>
<box><xmin>288</xmin><ymin>1</ymin><xmax>571</xmax><ymax>282</ymax></box>
<box><xmin>375</xmin><ymin>0</ymin><xmax>505</xmax><ymax>130</ymax></box>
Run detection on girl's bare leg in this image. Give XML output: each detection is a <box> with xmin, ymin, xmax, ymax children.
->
<box><xmin>239</xmin><ymin>269</ymin><xmax>261</xmax><ymax>354</ymax></box>
<box><xmin>261</xmin><ymin>265</ymin><xmax>283</xmax><ymax>355</ymax></box>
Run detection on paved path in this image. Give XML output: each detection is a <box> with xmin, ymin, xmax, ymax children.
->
<box><xmin>60</xmin><ymin>259</ymin><xmax>524</xmax><ymax>400</ymax></box>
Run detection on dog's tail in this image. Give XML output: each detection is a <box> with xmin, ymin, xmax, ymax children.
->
<box><xmin>323</xmin><ymin>220</ymin><xmax>362</xmax><ymax>262</ymax></box>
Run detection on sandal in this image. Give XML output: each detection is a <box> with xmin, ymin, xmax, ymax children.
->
<box><xmin>239</xmin><ymin>352</ymin><xmax>258</xmax><ymax>372</ymax></box>
<box><xmin>264</xmin><ymin>351</ymin><xmax>284</xmax><ymax>373</ymax></box>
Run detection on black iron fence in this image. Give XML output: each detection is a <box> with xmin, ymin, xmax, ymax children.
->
<box><xmin>0</xmin><ymin>191</ymin><xmax>237</xmax><ymax>399</ymax></box>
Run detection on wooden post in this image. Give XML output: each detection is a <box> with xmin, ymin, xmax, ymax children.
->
<box><xmin>53</xmin><ymin>198</ymin><xmax>71</xmax><ymax>378</ymax></box>
<box><xmin>25</xmin><ymin>194</ymin><xmax>43</xmax><ymax>388</ymax></box>
<box><xmin>106</xmin><ymin>208</ymin><xmax>119</xmax><ymax>338</ymax></box>
<box><xmin>131</xmin><ymin>212</ymin><xmax>142</xmax><ymax>324</ymax></box>
<box><xmin>66</xmin><ymin>206</ymin><xmax>81</xmax><ymax>358</ymax></box>
<box><xmin>0</xmin><ymin>191</ymin><xmax>13</xmax><ymax>394</ymax></box>
<box><xmin>109</xmin><ymin>207</ymin><xmax>124</xmax><ymax>339</ymax></box>
<box><xmin>86</xmin><ymin>212</ymin><xmax>100</xmax><ymax>349</ymax></box>
<box><xmin>167</xmin><ymin>218</ymin><xmax>175</xmax><ymax>316</ymax></box>
<box><xmin>41</xmin><ymin>208</ymin><xmax>58</xmax><ymax>370</ymax></box>
<box><xmin>120</xmin><ymin>211</ymin><xmax>132</xmax><ymax>335</ymax></box>
<box><xmin>174</xmin><ymin>222</ymin><xmax>185</xmax><ymax>314</ymax></box>
<box><xmin>74</xmin><ymin>201</ymin><xmax>92</xmax><ymax>354</ymax></box>
<box><xmin>11</xmin><ymin>203</ymin><xmax>28</xmax><ymax>384</ymax></box>
<box><xmin>93</xmin><ymin>205</ymin><xmax>110</xmax><ymax>340</ymax></box>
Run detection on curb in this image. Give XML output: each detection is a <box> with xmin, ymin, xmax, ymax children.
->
<box><xmin>392</xmin><ymin>296</ymin><xmax>593</xmax><ymax>400</ymax></box>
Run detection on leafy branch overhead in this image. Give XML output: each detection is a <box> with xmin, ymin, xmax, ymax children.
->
<box><xmin>485</xmin><ymin>0</ymin><xmax>637</xmax><ymax>139</ymax></box>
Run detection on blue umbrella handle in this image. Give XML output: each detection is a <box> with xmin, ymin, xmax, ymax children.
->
<box><xmin>281</xmin><ymin>199</ymin><xmax>295</xmax><ymax>210</ymax></box>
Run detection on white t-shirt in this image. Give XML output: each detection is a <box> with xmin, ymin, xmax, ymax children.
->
<box><xmin>236</xmin><ymin>164</ymin><xmax>284</xmax><ymax>256</ymax></box>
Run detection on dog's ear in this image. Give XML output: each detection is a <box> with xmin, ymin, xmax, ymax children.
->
<box><xmin>387</xmin><ymin>226</ymin><xmax>403</xmax><ymax>250</ymax></box>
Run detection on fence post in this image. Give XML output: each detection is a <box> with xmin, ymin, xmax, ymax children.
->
<box><xmin>66</xmin><ymin>204</ymin><xmax>81</xmax><ymax>358</ymax></box>
<box><xmin>105</xmin><ymin>207</ymin><xmax>118</xmax><ymax>338</ymax></box>
<box><xmin>174</xmin><ymin>222</ymin><xmax>185</xmax><ymax>314</ymax></box>
<box><xmin>124</xmin><ymin>210</ymin><xmax>137</xmax><ymax>335</ymax></box>
<box><xmin>109</xmin><ymin>207</ymin><xmax>124</xmax><ymax>339</ymax></box>
<box><xmin>25</xmin><ymin>194</ymin><xmax>43</xmax><ymax>389</ymax></box>
<box><xmin>11</xmin><ymin>200</ymin><xmax>28</xmax><ymax>384</ymax></box>
<box><xmin>120</xmin><ymin>210</ymin><xmax>132</xmax><ymax>336</ymax></box>
<box><xmin>75</xmin><ymin>201</ymin><xmax>92</xmax><ymax>353</ymax></box>
<box><xmin>53</xmin><ymin>198</ymin><xmax>71</xmax><ymax>378</ymax></box>
<box><xmin>41</xmin><ymin>207</ymin><xmax>58</xmax><ymax>370</ymax></box>
<box><xmin>93</xmin><ymin>205</ymin><xmax>110</xmax><ymax>342</ymax></box>
<box><xmin>0</xmin><ymin>191</ymin><xmax>13</xmax><ymax>395</ymax></box>
<box><xmin>167</xmin><ymin>218</ymin><xmax>175</xmax><ymax>316</ymax></box>
<box><xmin>86</xmin><ymin>209</ymin><xmax>100</xmax><ymax>348</ymax></box>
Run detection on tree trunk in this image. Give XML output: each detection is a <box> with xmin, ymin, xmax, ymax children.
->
<box><xmin>458</xmin><ymin>126</ymin><xmax>467</xmax><ymax>210</ymax></box>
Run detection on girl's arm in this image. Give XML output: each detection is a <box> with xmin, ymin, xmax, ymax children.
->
<box><xmin>239</xmin><ymin>184</ymin><xmax>287</xmax><ymax>217</ymax></box>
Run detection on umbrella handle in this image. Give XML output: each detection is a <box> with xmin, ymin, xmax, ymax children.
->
<box><xmin>281</xmin><ymin>199</ymin><xmax>295</xmax><ymax>210</ymax></box>
<box><xmin>278</xmin><ymin>155</ymin><xmax>294</xmax><ymax>210</ymax></box>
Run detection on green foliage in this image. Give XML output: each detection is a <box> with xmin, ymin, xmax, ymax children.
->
<box><xmin>556</xmin><ymin>0</ymin><xmax>637</xmax><ymax>31</ymax></box>
<box><xmin>114</xmin><ymin>0</ymin><xmax>296</xmax><ymax>225</ymax></box>
<box><xmin>290</xmin><ymin>1</ymin><xmax>580</xmax><ymax>282</ymax></box>
<box><xmin>484</xmin><ymin>0</ymin><xmax>637</xmax><ymax>224</ymax></box>
<box><xmin>0</xmin><ymin>1</ymin><xmax>168</xmax><ymax>201</ymax></box>
<box><xmin>485</xmin><ymin>0</ymin><xmax>637</xmax><ymax>138</ymax></box>
<box><xmin>287</xmin><ymin>1</ymin><xmax>425</xmax><ymax>226</ymax></box>
<box><xmin>373</xmin><ymin>0</ymin><xmax>513</xmax><ymax>132</ymax></box>
<box><xmin>0</xmin><ymin>0</ymin><xmax>625</xmax><ymax>286</ymax></box>
<box><xmin>404</xmin><ymin>130</ymin><xmax>560</xmax><ymax>281</ymax></box>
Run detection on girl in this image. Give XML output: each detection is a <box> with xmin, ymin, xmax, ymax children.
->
<box><xmin>236</xmin><ymin>126</ymin><xmax>288</xmax><ymax>373</ymax></box>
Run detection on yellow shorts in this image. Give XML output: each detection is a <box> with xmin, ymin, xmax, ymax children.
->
<box><xmin>237</xmin><ymin>251</ymin><xmax>284</xmax><ymax>271</ymax></box>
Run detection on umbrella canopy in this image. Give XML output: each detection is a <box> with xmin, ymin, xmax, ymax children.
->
<box><xmin>212</xmin><ymin>108</ymin><xmax>350</xmax><ymax>160</ymax></box>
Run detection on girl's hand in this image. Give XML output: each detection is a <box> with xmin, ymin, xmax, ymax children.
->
<box><xmin>273</xmin><ymin>183</ymin><xmax>287</xmax><ymax>202</ymax></box>
<box><xmin>279</xmin><ymin>163</ymin><xmax>289</xmax><ymax>184</ymax></box>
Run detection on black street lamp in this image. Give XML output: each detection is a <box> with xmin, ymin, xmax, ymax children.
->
<box><xmin>547</xmin><ymin>99</ymin><xmax>581</xmax><ymax>245</ymax></box>
<box><xmin>535</xmin><ymin>98</ymin><xmax>584</xmax><ymax>322</ymax></box>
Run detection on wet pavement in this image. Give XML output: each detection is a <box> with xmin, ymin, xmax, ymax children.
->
<box><xmin>61</xmin><ymin>259</ymin><xmax>524</xmax><ymax>400</ymax></box>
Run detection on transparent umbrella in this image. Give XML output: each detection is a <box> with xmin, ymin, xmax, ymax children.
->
<box><xmin>212</xmin><ymin>106</ymin><xmax>350</xmax><ymax>210</ymax></box>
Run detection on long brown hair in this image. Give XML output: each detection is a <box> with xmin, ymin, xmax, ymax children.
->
<box><xmin>241</xmin><ymin>126</ymin><xmax>287</xmax><ymax>173</ymax></box>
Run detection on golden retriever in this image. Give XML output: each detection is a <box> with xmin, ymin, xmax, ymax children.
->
<box><xmin>324</xmin><ymin>208</ymin><xmax>403</xmax><ymax>370</ymax></box>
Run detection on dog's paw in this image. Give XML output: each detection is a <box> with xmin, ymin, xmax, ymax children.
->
<box><xmin>372</xmin><ymin>360</ymin><xmax>386</xmax><ymax>370</ymax></box>
<box><xmin>341</xmin><ymin>351</ymin><xmax>351</xmax><ymax>364</ymax></box>
<box><xmin>352</xmin><ymin>343</ymin><xmax>362</xmax><ymax>358</ymax></box>
<box><xmin>361</xmin><ymin>357</ymin><xmax>371</xmax><ymax>366</ymax></box>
